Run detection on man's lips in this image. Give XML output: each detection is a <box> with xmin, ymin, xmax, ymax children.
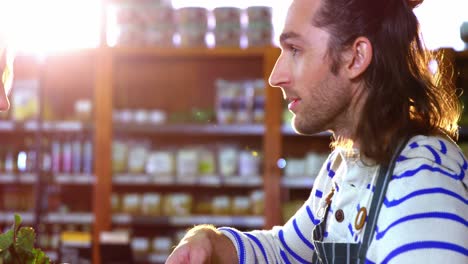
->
<box><xmin>287</xmin><ymin>98</ymin><xmax>301</xmax><ymax>111</ymax></box>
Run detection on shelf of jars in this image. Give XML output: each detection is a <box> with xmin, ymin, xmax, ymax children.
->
<box><xmin>111</xmin><ymin>185</ymin><xmax>265</xmax><ymax>228</ymax></box>
<box><xmin>111</xmin><ymin>125</ymin><xmax>265</xmax><ymax>186</ymax></box>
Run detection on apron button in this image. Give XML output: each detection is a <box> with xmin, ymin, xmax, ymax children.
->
<box><xmin>355</xmin><ymin>207</ymin><xmax>367</xmax><ymax>230</ymax></box>
<box><xmin>335</xmin><ymin>209</ymin><xmax>344</xmax><ymax>222</ymax></box>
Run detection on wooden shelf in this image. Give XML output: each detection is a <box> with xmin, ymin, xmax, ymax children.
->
<box><xmin>111</xmin><ymin>47</ymin><xmax>277</xmax><ymax>59</ymax></box>
<box><xmin>114</xmin><ymin>123</ymin><xmax>265</xmax><ymax>136</ymax></box>
<box><xmin>0</xmin><ymin>173</ymin><xmax>38</xmax><ymax>184</ymax></box>
<box><xmin>0</xmin><ymin>212</ymin><xmax>34</xmax><ymax>224</ymax></box>
<box><xmin>0</xmin><ymin>120</ymin><xmax>92</xmax><ymax>133</ymax></box>
<box><xmin>112</xmin><ymin>214</ymin><xmax>264</xmax><ymax>228</ymax></box>
<box><xmin>113</xmin><ymin>174</ymin><xmax>262</xmax><ymax>188</ymax></box>
<box><xmin>54</xmin><ymin>174</ymin><xmax>95</xmax><ymax>185</ymax></box>
<box><xmin>0</xmin><ymin>212</ymin><xmax>94</xmax><ymax>226</ymax></box>
<box><xmin>44</xmin><ymin>212</ymin><xmax>94</xmax><ymax>224</ymax></box>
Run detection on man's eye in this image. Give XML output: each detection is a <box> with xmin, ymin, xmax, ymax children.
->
<box><xmin>290</xmin><ymin>46</ymin><xmax>299</xmax><ymax>56</ymax></box>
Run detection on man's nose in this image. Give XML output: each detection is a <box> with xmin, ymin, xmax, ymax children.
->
<box><xmin>269</xmin><ymin>55</ymin><xmax>290</xmax><ymax>88</ymax></box>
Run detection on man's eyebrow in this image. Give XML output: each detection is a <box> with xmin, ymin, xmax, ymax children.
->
<box><xmin>279</xmin><ymin>32</ymin><xmax>301</xmax><ymax>44</ymax></box>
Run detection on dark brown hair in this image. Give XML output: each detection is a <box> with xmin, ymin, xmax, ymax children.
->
<box><xmin>313</xmin><ymin>0</ymin><xmax>461</xmax><ymax>165</ymax></box>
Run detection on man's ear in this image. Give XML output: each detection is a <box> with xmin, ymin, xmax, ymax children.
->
<box><xmin>343</xmin><ymin>37</ymin><xmax>373</xmax><ymax>79</ymax></box>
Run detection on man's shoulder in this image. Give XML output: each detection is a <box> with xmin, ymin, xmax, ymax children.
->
<box><xmin>398</xmin><ymin>134</ymin><xmax>466</xmax><ymax>173</ymax></box>
<box><xmin>387</xmin><ymin>134</ymin><xmax>467</xmax><ymax>198</ymax></box>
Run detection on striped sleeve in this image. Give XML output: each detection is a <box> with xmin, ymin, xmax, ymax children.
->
<box><xmin>366</xmin><ymin>136</ymin><xmax>468</xmax><ymax>263</ymax></box>
<box><xmin>218</xmin><ymin>188</ymin><xmax>327</xmax><ymax>264</ymax></box>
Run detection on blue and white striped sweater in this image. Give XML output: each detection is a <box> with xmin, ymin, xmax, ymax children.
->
<box><xmin>219</xmin><ymin>135</ymin><xmax>468</xmax><ymax>263</ymax></box>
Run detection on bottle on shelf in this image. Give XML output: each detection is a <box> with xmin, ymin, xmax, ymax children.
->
<box><xmin>17</xmin><ymin>138</ymin><xmax>31</xmax><ymax>173</ymax></box>
<box><xmin>61</xmin><ymin>135</ymin><xmax>73</xmax><ymax>174</ymax></box>
<box><xmin>4</xmin><ymin>144</ymin><xmax>16</xmax><ymax>174</ymax></box>
<box><xmin>26</xmin><ymin>138</ymin><xmax>38</xmax><ymax>173</ymax></box>
<box><xmin>82</xmin><ymin>133</ymin><xmax>93</xmax><ymax>175</ymax></box>
<box><xmin>41</xmin><ymin>138</ymin><xmax>52</xmax><ymax>174</ymax></box>
<box><xmin>72</xmin><ymin>135</ymin><xmax>82</xmax><ymax>174</ymax></box>
<box><xmin>51</xmin><ymin>138</ymin><xmax>61</xmax><ymax>174</ymax></box>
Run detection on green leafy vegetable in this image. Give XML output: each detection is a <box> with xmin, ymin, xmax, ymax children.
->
<box><xmin>0</xmin><ymin>214</ymin><xmax>50</xmax><ymax>264</ymax></box>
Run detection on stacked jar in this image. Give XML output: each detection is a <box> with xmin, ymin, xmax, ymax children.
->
<box><xmin>246</xmin><ymin>6</ymin><xmax>273</xmax><ymax>47</ymax></box>
<box><xmin>113</xmin><ymin>0</ymin><xmax>175</xmax><ymax>47</ymax></box>
<box><xmin>213</xmin><ymin>7</ymin><xmax>242</xmax><ymax>48</ymax></box>
<box><xmin>176</xmin><ymin>7</ymin><xmax>209</xmax><ymax>47</ymax></box>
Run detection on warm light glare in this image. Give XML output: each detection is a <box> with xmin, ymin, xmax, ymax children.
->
<box><xmin>1</xmin><ymin>0</ymin><xmax>101</xmax><ymax>54</ymax></box>
<box><xmin>415</xmin><ymin>0</ymin><xmax>468</xmax><ymax>51</ymax></box>
<box><xmin>0</xmin><ymin>0</ymin><xmax>466</xmax><ymax>53</ymax></box>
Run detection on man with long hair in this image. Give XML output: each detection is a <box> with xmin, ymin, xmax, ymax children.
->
<box><xmin>167</xmin><ymin>0</ymin><xmax>468</xmax><ymax>263</ymax></box>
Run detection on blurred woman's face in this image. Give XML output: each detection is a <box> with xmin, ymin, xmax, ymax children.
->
<box><xmin>0</xmin><ymin>46</ymin><xmax>14</xmax><ymax>111</ymax></box>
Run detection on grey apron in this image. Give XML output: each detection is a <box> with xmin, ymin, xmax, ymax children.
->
<box><xmin>311</xmin><ymin>139</ymin><xmax>409</xmax><ymax>264</ymax></box>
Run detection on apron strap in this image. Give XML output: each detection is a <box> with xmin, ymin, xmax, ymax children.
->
<box><xmin>357</xmin><ymin>137</ymin><xmax>410</xmax><ymax>262</ymax></box>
